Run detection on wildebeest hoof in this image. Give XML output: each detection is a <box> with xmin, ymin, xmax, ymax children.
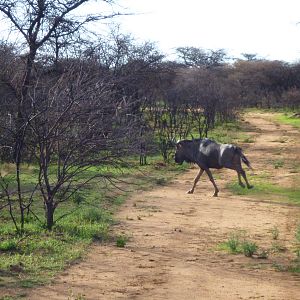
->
<box><xmin>213</xmin><ymin>193</ymin><xmax>218</xmax><ymax>197</ymax></box>
<box><xmin>247</xmin><ymin>185</ymin><xmax>254</xmax><ymax>189</ymax></box>
<box><xmin>187</xmin><ymin>190</ymin><xmax>194</xmax><ymax>194</ymax></box>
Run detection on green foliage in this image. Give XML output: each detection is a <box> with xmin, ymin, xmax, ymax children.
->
<box><xmin>208</xmin><ymin>121</ymin><xmax>242</xmax><ymax>144</ymax></box>
<box><xmin>227</xmin><ymin>233</ymin><xmax>241</xmax><ymax>253</ymax></box>
<box><xmin>116</xmin><ymin>235</ymin><xmax>127</xmax><ymax>248</ymax></box>
<box><xmin>274</xmin><ymin>113</ymin><xmax>300</xmax><ymax>128</ymax></box>
<box><xmin>0</xmin><ymin>231</ymin><xmax>87</xmax><ymax>286</ymax></box>
<box><xmin>242</xmin><ymin>241</ymin><xmax>258</xmax><ymax>257</ymax></box>
<box><xmin>270</xmin><ymin>226</ymin><xmax>279</xmax><ymax>240</ymax></box>
<box><xmin>288</xmin><ymin>264</ymin><xmax>300</xmax><ymax>273</ymax></box>
<box><xmin>296</xmin><ymin>225</ymin><xmax>300</xmax><ymax>242</ymax></box>
<box><xmin>155</xmin><ymin>177</ymin><xmax>167</xmax><ymax>185</ymax></box>
<box><xmin>68</xmin><ymin>291</ymin><xmax>86</xmax><ymax>300</ymax></box>
<box><xmin>79</xmin><ymin>208</ymin><xmax>113</xmax><ymax>224</ymax></box>
<box><xmin>240</xmin><ymin>136</ymin><xmax>255</xmax><ymax>143</ymax></box>
<box><xmin>71</xmin><ymin>192</ymin><xmax>85</xmax><ymax>205</ymax></box>
<box><xmin>271</xmin><ymin>242</ymin><xmax>286</xmax><ymax>253</ymax></box>
<box><xmin>218</xmin><ymin>231</ymin><xmax>246</xmax><ymax>254</ymax></box>
<box><xmin>54</xmin><ymin>220</ymin><xmax>109</xmax><ymax>241</ymax></box>
<box><xmin>273</xmin><ymin>159</ymin><xmax>284</xmax><ymax>169</ymax></box>
<box><xmin>219</xmin><ymin>231</ymin><xmax>259</xmax><ymax>258</ymax></box>
<box><xmin>247</xmin><ymin>109</ymin><xmax>300</xmax><ymax>129</ymax></box>
<box><xmin>0</xmin><ymin>154</ymin><xmax>185</xmax><ymax>290</ymax></box>
<box><xmin>0</xmin><ymin>239</ymin><xmax>18</xmax><ymax>252</ymax></box>
<box><xmin>227</xmin><ymin>174</ymin><xmax>300</xmax><ymax>205</ymax></box>
<box><xmin>295</xmin><ymin>225</ymin><xmax>300</xmax><ymax>271</ymax></box>
<box><xmin>206</xmin><ymin>120</ymin><xmax>257</xmax><ymax>146</ymax></box>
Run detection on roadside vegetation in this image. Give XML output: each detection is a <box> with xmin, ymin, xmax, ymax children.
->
<box><xmin>0</xmin><ymin>118</ymin><xmax>247</xmax><ymax>291</ymax></box>
<box><xmin>245</xmin><ymin>108</ymin><xmax>300</xmax><ymax>128</ymax></box>
<box><xmin>0</xmin><ymin>157</ymin><xmax>188</xmax><ymax>289</ymax></box>
<box><xmin>227</xmin><ymin>175</ymin><xmax>300</xmax><ymax>205</ymax></box>
<box><xmin>218</xmin><ymin>231</ymin><xmax>259</xmax><ymax>258</ymax></box>
<box><xmin>227</xmin><ymin>111</ymin><xmax>300</xmax><ymax>204</ymax></box>
<box><xmin>224</xmin><ymin>111</ymin><xmax>300</xmax><ymax>273</ymax></box>
<box><xmin>218</xmin><ymin>226</ymin><xmax>300</xmax><ymax>273</ymax></box>
<box><xmin>274</xmin><ymin>113</ymin><xmax>300</xmax><ymax>128</ymax></box>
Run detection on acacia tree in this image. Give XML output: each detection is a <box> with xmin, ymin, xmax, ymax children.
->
<box><xmin>0</xmin><ymin>0</ymin><xmax>124</xmax><ymax>233</ymax></box>
<box><xmin>176</xmin><ymin>47</ymin><xmax>227</xmax><ymax>68</ymax></box>
<box><xmin>147</xmin><ymin>62</ymin><xmax>241</xmax><ymax>162</ymax></box>
<box><xmin>84</xmin><ymin>29</ymin><xmax>166</xmax><ymax>164</ymax></box>
<box><xmin>233</xmin><ymin>60</ymin><xmax>291</xmax><ymax>108</ymax></box>
<box><xmin>28</xmin><ymin>61</ymin><xmax>140</xmax><ymax>229</ymax></box>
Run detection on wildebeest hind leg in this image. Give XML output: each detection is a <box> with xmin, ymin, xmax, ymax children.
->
<box><xmin>237</xmin><ymin>172</ymin><xmax>246</xmax><ymax>188</ymax></box>
<box><xmin>187</xmin><ymin>168</ymin><xmax>204</xmax><ymax>194</ymax></box>
<box><xmin>205</xmin><ymin>169</ymin><xmax>219</xmax><ymax>197</ymax></box>
<box><xmin>240</xmin><ymin>169</ymin><xmax>253</xmax><ymax>189</ymax></box>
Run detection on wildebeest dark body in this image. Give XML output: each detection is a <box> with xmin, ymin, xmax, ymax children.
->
<box><xmin>175</xmin><ymin>138</ymin><xmax>253</xmax><ymax>196</ymax></box>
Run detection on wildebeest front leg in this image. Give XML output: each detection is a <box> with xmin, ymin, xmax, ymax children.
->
<box><xmin>187</xmin><ymin>168</ymin><xmax>204</xmax><ymax>194</ymax></box>
<box><xmin>205</xmin><ymin>169</ymin><xmax>219</xmax><ymax>197</ymax></box>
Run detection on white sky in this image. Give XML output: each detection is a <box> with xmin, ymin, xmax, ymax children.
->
<box><xmin>113</xmin><ymin>0</ymin><xmax>300</xmax><ymax>62</ymax></box>
<box><xmin>1</xmin><ymin>0</ymin><xmax>299</xmax><ymax>62</ymax></box>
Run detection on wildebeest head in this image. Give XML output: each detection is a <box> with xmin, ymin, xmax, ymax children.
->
<box><xmin>174</xmin><ymin>140</ymin><xmax>193</xmax><ymax>164</ymax></box>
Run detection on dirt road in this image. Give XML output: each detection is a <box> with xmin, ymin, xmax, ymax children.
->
<box><xmin>29</xmin><ymin>112</ymin><xmax>300</xmax><ymax>300</ymax></box>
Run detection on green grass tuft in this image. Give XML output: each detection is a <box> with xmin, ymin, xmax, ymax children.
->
<box><xmin>0</xmin><ymin>239</ymin><xmax>18</xmax><ymax>252</ymax></box>
<box><xmin>242</xmin><ymin>241</ymin><xmax>258</xmax><ymax>257</ymax></box>
<box><xmin>155</xmin><ymin>177</ymin><xmax>167</xmax><ymax>185</ymax></box>
<box><xmin>296</xmin><ymin>225</ymin><xmax>300</xmax><ymax>243</ymax></box>
<box><xmin>270</xmin><ymin>226</ymin><xmax>279</xmax><ymax>240</ymax></box>
<box><xmin>116</xmin><ymin>235</ymin><xmax>128</xmax><ymax>248</ymax></box>
<box><xmin>227</xmin><ymin>234</ymin><xmax>241</xmax><ymax>253</ymax></box>
<box><xmin>218</xmin><ymin>231</ymin><xmax>259</xmax><ymax>258</ymax></box>
<box><xmin>273</xmin><ymin>159</ymin><xmax>284</xmax><ymax>169</ymax></box>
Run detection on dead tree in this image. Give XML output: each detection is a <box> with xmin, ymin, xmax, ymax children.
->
<box><xmin>0</xmin><ymin>0</ymin><xmax>123</xmax><ymax>233</ymax></box>
<box><xmin>25</xmin><ymin>62</ymin><xmax>140</xmax><ymax>230</ymax></box>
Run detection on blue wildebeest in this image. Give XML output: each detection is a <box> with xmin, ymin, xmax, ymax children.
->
<box><xmin>174</xmin><ymin>138</ymin><xmax>253</xmax><ymax>196</ymax></box>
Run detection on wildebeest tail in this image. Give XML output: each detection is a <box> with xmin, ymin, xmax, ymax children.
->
<box><xmin>235</xmin><ymin>146</ymin><xmax>253</xmax><ymax>170</ymax></box>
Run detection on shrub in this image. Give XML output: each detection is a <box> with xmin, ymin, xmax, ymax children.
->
<box><xmin>0</xmin><ymin>239</ymin><xmax>18</xmax><ymax>252</ymax></box>
<box><xmin>116</xmin><ymin>235</ymin><xmax>127</xmax><ymax>248</ymax></box>
<box><xmin>242</xmin><ymin>241</ymin><xmax>258</xmax><ymax>257</ymax></box>
<box><xmin>227</xmin><ymin>233</ymin><xmax>240</xmax><ymax>253</ymax></box>
<box><xmin>155</xmin><ymin>177</ymin><xmax>167</xmax><ymax>185</ymax></box>
<box><xmin>270</xmin><ymin>226</ymin><xmax>279</xmax><ymax>240</ymax></box>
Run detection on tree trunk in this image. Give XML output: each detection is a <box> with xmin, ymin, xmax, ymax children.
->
<box><xmin>45</xmin><ymin>202</ymin><xmax>55</xmax><ymax>230</ymax></box>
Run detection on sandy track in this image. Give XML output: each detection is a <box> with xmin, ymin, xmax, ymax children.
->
<box><xmin>28</xmin><ymin>112</ymin><xmax>300</xmax><ymax>300</ymax></box>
